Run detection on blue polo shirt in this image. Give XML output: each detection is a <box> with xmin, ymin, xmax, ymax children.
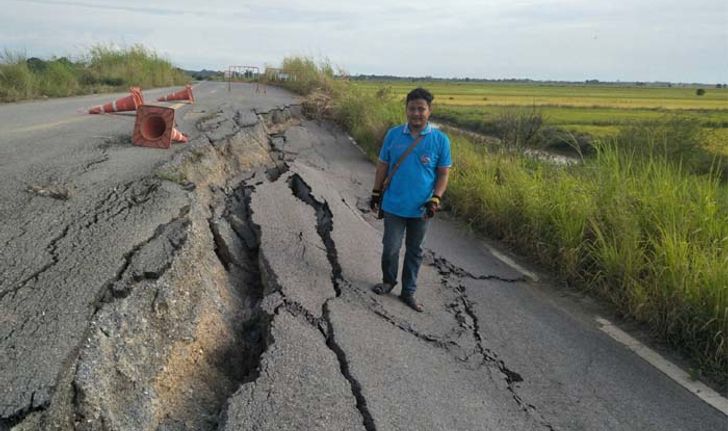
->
<box><xmin>378</xmin><ymin>123</ymin><xmax>452</xmax><ymax>218</ymax></box>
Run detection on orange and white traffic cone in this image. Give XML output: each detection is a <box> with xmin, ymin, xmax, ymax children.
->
<box><xmin>171</xmin><ymin>128</ymin><xmax>188</xmax><ymax>143</ymax></box>
<box><xmin>88</xmin><ymin>87</ymin><xmax>144</xmax><ymax>114</ymax></box>
<box><xmin>132</xmin><ymin>105</ymin><xmax>175</xmax><ymax>149</ymax></box>
<box><xmin>157</xmin><ymin>84</ymin><xmax>194</xmax><ymax>103</ymax></box>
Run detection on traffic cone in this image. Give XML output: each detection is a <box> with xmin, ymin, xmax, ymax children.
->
<box><xmin>88</xmin><ymin>87</ymin><xmax>144</xmax><ymax>114</ymax></box>
<box><xmin>171</xmin><ymin>128</ymin><xmax>188</xmax><ymax>143</ymax></box>
<box><xmin>132</xmin><ymin>105</ymin><xmax>176</xmax><ymax>149</ymax></box>
<box><xmin>157</xmin><ymin>84</ymin><xmax>194</xmax><ymax>103</ymax></box>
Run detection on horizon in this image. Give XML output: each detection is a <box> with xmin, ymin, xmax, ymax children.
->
<box><xmin>195</xmin><ymin>68</ymin><xmax>725</xmax><ymax>86</ymax></box>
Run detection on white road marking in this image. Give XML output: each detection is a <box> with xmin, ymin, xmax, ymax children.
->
<box><xmin>346</xmin><ymin>133</ymin><xmax>368</xmax><ymax>156</ymax></box>
<box><xmin>482</xmin><ymin>243</ymin><xmax>539</xmax><ymax>281</ymax></box>
<box><xmin>597</xmin><ymin>317</ymin><xmax>728</xmax><ymax>417</ymax></box>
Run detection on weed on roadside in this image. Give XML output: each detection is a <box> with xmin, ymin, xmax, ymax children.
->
<box><xmin>155</xmin><ymin>167</ymin><xmax>188</xmax><ymax>185</ymax></box>
<box><xmin>0</xmin><ymin>44</ymin><xmax>189</xmax><ymax>103</ymax></box>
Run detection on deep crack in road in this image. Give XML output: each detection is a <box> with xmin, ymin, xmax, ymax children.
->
<box><xmin>1</xmin><ymin>82</ymin><xmax>725</xmax><ymax>431</ymax></box>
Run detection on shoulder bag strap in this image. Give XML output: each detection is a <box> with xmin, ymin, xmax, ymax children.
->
<box><xmin>382</xmin><ymin>134</ymin><xmax>425</xmax><ymax>192</ymax></box>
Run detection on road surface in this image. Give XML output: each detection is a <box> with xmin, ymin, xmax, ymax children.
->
<box><xmin>0</xmin><ymin>81</ymin><xmax>725</xmax><ymax>430</ymax></box>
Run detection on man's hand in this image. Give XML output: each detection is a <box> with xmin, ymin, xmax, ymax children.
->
<box><xmin>370</xmin><ymin>189</ymin><xmax>381</xmax><ymax>212</ymax></box>
<box><xmin>424</xmin><ymin>195</ymin><xmax>441</xmax><ymax>219</ymax></box>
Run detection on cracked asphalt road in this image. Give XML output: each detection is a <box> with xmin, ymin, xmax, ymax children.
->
<box><xmin>1</xmin><ymin>82</ymin><xmax>726</xmax><ymax>430</ymax></box>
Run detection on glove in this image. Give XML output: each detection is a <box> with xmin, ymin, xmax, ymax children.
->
<box><xmin>370</xmin><ymin>189</ymin><xmax>381</xmax><ymax>212</ymax></box>
<box><xmin>424</xmin><ymin>195</ymin><xmax>441</xmax><ymax>219</ymax></box>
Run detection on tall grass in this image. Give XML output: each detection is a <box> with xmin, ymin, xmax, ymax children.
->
<box><xmin>0</xmin><ymin>50</ymin><xmax>35</xmax><ymax>101</ymax></box>
<box><xmin>279</xmin><ymin>57</ymin><xmax>342</xmax><ymax>96</ymax></box>
<box><xmin>0</xmin><ymin>44</ymin><xmax>189</xmax><ymax>102</ymax></box>
<box><xmin>278</xmin><ymin>56</ymin><xmax>728</xmax><ymax>386</ymax></box>
<box><xmin>335</xmin><ymin>85</ymin><xmax>403</xmax><ymax>158</ymax></box>
<box><xmin>82</xmin><ymin>44</ymin><xmax>188</xmax><ymax>90</ymax></box>
<box><xmin>279</xmin><ymin>57</ymin><xmax>403</xmax><ymax>158</ymax></box>
<box><xmin>35</xmin><ymin>57</ymin><xmax>81</xmax><ymax>97</ymax></box>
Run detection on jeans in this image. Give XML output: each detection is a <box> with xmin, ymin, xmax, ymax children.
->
<box><xmin>381</xmin><ymin>212</ymin><xmax>429</xmax><ymax>296</ymax></box>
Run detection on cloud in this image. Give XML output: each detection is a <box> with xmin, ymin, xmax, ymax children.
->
<box><xmin>17</xmin><ymin>0</ymin><xmax>250</xmax><ymax>17</ymax></box>
<box><xmin>1</xmin><ymin>0</ymin><xmax>726</xmax><ymax>82</ymax></box>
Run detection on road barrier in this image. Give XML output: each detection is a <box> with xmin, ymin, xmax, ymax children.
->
<box><xmin>227</xmin><ymin>65</ymin><xmax>264</xmax><ymax>94</ymax></box>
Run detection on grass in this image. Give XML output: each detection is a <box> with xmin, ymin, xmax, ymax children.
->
<box><xmin>705</xmin><ymin>129</ymin><xmax>728</xmax><ymax>157</ymax></box>
<box><xmin>155</xmin><ymin>166</ymin><xmax>188</xmax><ymax>185</ymax></box>
<box><xmin>279</xmin><ymin>57</ymin><xmax>728</xmax><ymax>388</ymax></box>
<box><xmin>276</xmin><ymin>57</ymin><xmax>403</xmax><ymax>159</ymax></box>
<box><xmin>0</xmin><ymin>44</ymin><xmax>189</xmax><ymax>102</ymax></box>
<box><xmin>436</xmin><ymin>105</ymin><xmax>728</xmax><ymax>132</ymax></box>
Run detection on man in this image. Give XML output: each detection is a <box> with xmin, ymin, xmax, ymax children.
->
<box><xmin>370</xmin><ymin>87</ymin><xmax>452</xmax><ymax>312</ymax></box>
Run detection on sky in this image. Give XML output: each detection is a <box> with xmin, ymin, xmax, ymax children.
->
<box><xmin>1</xmin><ymin>0</ymin><xmax>726</xmax><ymax>83</ymax></box>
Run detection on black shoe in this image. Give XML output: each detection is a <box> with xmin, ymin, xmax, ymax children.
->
<box><xmin>372</xmin><ymin>282</ymin><xmax>395</xmax><ymax>295</ymax></box>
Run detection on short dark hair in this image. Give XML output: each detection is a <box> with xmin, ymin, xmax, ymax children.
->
<box><xmin>406</xmin><ymin>87</ymin><xmax>434</xmax><ymax>106</ymax></box>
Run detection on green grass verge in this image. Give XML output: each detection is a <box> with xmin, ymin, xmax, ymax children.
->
<box><xmin>279</xmin><ymin>57</ymin><xmax>728</xmax><ymax>388</ymax></box>
<box><xmin>0</xmin><ymin>44</ymin><xmax>190</xmax><ymax>102</ymax></box>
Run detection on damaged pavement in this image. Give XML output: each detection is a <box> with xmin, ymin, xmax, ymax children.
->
<box><xmin>1</xmin><ymin>82</ymin><xmax>725</xmax><ymax>430</ymax></box>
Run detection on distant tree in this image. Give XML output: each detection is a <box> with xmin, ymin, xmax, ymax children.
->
<box><xmin>26</xmin><ymin>57</ymin><xmax>47</xmax><ymax>73</ymax></box>
<box><xmin>696</xmin><ymin>88</ymin><xmax>706</xmax><ymax>96</ymax></box>
<box><xmin>54</xmin><ymin>57</ymin><xmax>73</xmax><ymax>67</ymax></box>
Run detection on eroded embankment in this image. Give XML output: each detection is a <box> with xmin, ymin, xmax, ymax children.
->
<box><xmin>6</xmin><ymin>104</ymin><xmax>303</xmax><ymax>431</ymax></box>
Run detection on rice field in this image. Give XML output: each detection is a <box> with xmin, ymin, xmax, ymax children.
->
<box><xmin>353</xmin><ymin>80</ymin><xmax>728</xmax><ymax>109</ymax></box>
<box><xmin>352</xmin><ymin>80</ymin><xmax>728</xmax><ymax>141</ymax></box>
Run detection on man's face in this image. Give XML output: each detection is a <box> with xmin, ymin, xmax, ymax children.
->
<box><xmin>406</xmin><ymin>99</ymin><xmax>431</xmax><ymax>130</ymax></box>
